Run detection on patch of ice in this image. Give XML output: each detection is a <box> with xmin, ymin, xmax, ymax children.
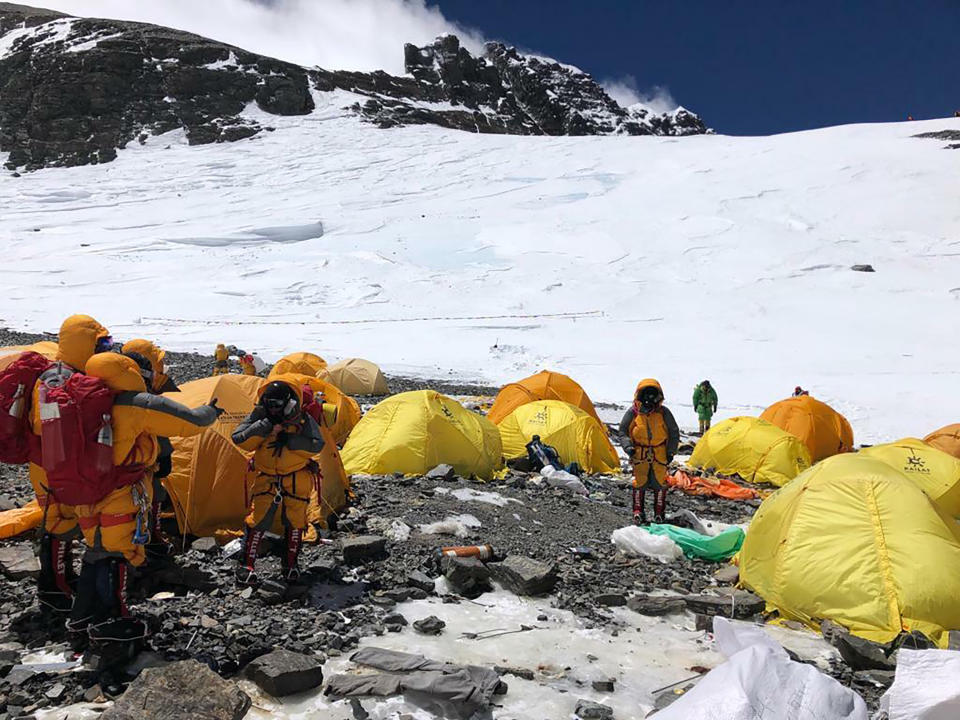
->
<box><xmin>368</xmin><ymin>517</ymin><xmax>412</xmax><ymax>542</ymax></box>
<box><xmin>433</xmin><ymin>486</ymin><xmax>522</xmax><ymax>507</ymax></box>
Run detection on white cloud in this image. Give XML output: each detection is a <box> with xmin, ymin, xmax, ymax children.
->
<box><xmin>601</xmin><ymin>74</ymin><xmax>678</xmax><ymax>114</ymax></box>
<box><xmin>23</xmin><ymin>0</ymin><xmax>486</xmax><ymax>74</ymax></box>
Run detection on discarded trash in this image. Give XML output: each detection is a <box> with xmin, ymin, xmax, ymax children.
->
<box><xmin>440</xmin><ymin>544</ymin><xmax>495</xmax><ymax>560</ymax></box>
<box><xmin>148</xmin><ymin>591</ymin><xmax>176</xmax><ymax>601</ymax></box>
<box><xmin>540</xmin><ymin>465</ymin><xmax>588</xmax><ymax>495</ymax></box>
<box><xmin>879</xmin><ymin>648</ymin><xmax>960</xmax><ymax>719</ymax></box>
<box><xmin>646</xmin><ymin>524</ymin><xmax>745</xmax><ymax>562</ymax></box>
<box><xmin>222</xmin><ymin>538</ymin><xmax>243</xmax><ymax>557</ymax></box>
<box><xmin>611</xmin><ymin>525</ymin><xmax>683</xmax><ymax>563</ymax></box>
<box><xmin>419</xmin><ymin>514</ymin><xmax>482</xmax><ymax>538</ymax></box>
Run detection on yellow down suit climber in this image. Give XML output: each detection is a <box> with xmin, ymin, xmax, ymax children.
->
<box><xmin>213</xmin><ymin>343</ymin><xmax>230</xmax><ymax>375</ymax></box>
<box><xmin>29</xmin><ymin>315</ymin><xmax>112</xmax><ymax>613</ymax></box>
<box><xmin>618</xmin><ymin>379</ymin><xmax>679</xmax><ymax>525</ymax></box>
<box><xmin>67</xmin><ymin>354</ymin><xmax>219</xmax><ymax>660</ymax></box>
<box><xmin>232</xmin><ymin>376</ymin><xmax>324</xmax><ymax>585</ymax></box>
<box><xmin>121</xmin><ymin>339</ymin><xmax>180</xmax><ymax>556</ymax></box>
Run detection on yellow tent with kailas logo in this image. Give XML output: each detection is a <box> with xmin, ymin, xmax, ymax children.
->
<box><xmin>740</xmin><ymin>454</ymin><xmax>960</xmax><ymax>647</ymax></box>
<box><xmin>860</xmin><ymin>438</ymin><xmax>960</xmax><ymax>516</ymax></box>
<box><xmin>497</xmin><ymin>400</ymin><xmax>619</xmax><ymax>474</ymax></box>
<box><xmin>341</xmin><ymin>390</ymin><xmax>501</xmax><ymax>479</ymax></box>
<box><xmin>688</xmin><ymin>416</ymin><xmax>811</xmax><ymax>487</ymax></box>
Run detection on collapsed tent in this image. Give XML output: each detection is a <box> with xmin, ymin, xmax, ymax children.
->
<box><xmin>320</xmin><ymin>358</ymin><xmax>389</xmax><ymax>396</ymax></box>
<box><xmin>688</xmin><ymin>417</ymin><xmax>812</xmax><ymax>487</ymax></box>
<box><xmin>340</xmin><ymin>390</ymin><xmax>502</xmax><ymax>479</ymax></box>
<box><xmin>0</xmin><ymin>341</ymin><xmax>58</xmax><ymax>372</ymax></box>
<box><xmin>497</xmin><ymin>400</ymin><xmax>620</xmax><ymax>474</ymax></box>
<box><xmin>270</xmin><ymin>351</ymin><xmax>327</xmax><ymax>376</ymax></box>
<box><xmin>926</xmin><ymin>423</ymin><xmax>960</xmax><ymax>461</ymax></box>
<box><xmin>860</xmin><ymin>438</ymin><xmax>960</xmax><ymax>516</ymax></box>
<box><xmin>0</xmin><ymin>500</ymin><xmax>42</xmax><ymax>540</ymax></box>
<box><xmin>740</xmin><ymin>454</ymin><xmax>960</xmax><ymax>647</ymax></box>
<box><xmin>267</xmin><ymin>368</ymin><xmax>361</xmax><ymax>445</ymax></box>
<box><xmin>760</xmin><ymin>395</ymin><xmax>854</xmax><ymax>462</ymax></box>
<box><xmin>163</xmin><ymin>374</ymin><xmax>349</xmax><ymax>537</ymax></box>
<box><xmin>486</xmin><ymin>370</ymin><xmax>606</xmax><ymax>427</ymax></box>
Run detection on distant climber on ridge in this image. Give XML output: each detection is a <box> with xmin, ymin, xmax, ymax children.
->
<box><xmin>692</xmin><ymin>380</ymin><xmax>718</xmax><ymax>434</ymax></box>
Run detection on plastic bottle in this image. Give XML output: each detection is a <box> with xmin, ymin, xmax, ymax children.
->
<box><xmin>94</xmin><ymin>414</ymin><xmax>114</xmax><ymax>476</ymax></box>
<box><xmin>39</xmin><ymin>383</ymin><xmax>67</xmax><ymax>471</ymax></box>
<box><xmin>0</xmin><ymin>383</ymin><xmax>25</xmax><ymax>434</ymax></box>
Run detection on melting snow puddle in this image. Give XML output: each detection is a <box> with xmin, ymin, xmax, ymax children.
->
<box><xmin>433</xmin><ymin>487</ymin><xmax>524</xmax><ymax>507</ymax></box>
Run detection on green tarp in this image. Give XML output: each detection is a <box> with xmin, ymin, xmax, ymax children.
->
<box><xmin>647</xmin><ymin>524</ymin><xmax>745</xmax><ymax>562</ymax></box>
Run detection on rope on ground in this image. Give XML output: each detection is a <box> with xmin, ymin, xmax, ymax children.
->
<box><xmin>138</xmin><ymin>310</ymin><xmax>605</xmax><ymax>327</ymax></box>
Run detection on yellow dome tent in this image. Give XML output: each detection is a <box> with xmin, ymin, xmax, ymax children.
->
<box><xmin>0</xmin><ymin>341</ymin><xmax>58</xmax><ymax>372</ymax></box>
<box><xmin>860</xmin><ymin>438</ymin><xmax>960</xmax><ymax>516</ymax></box>
<box><xmin>320</xmin><ymin>358</ymin><xmax>389</xmax><ymax>396</ymax></box>
<box><xmin>498</xmin><ymin>400</ymin><xmax>620</xmax><ymax>474</ymax></box>
<box><xmin>760</xmin><ymin>395</ymin><xmax>854</xmax><ymax>462</ymax></box>
<box><xmin>341</xmin><ymin>390</ymin><xmax>502</xmax><ymax>479</ymax></box>
<box><xmin>740</xmin><ymin>454</ymin><xmax>960</xmax><ymax>647</ymax></box>
<box><xmin>163</xmin><ymin>374</ymin><xmax>349</xmax><ymax>537</ymax></box>
<box><xmin>487</xmin><ymin>370</ymin><xmax>605</xmax><ymax>427</ymax></box>
<box><xmin>268</xmin><ymin>368</ymin><xmax>361</xmax><ymax>446</ymax></box>
<box><xmin>271</xmin><ymin>351</ymin><xmax>327</xmax><ymax>377</ymax></box>
<box><xmin>926</xmin><ymin>424</ymin><xmax>960</xmax><ymax>461</ymax></box>
<box><xmin>688</xmin><ymin>416</ymin><xmax>812</xmax><ymax>487</ymax></box>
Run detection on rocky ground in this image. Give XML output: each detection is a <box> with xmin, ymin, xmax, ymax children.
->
<box><xmin>0</xmin><ymin>328</ymin><xmax>893</xmax><ymax>718</ymax></box>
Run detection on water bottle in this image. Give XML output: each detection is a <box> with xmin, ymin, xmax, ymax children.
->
<box><xmin>94</xmin><ymin>413</ymin><xmax>114</xmax><ymax>476</ymax></box>
<box><xmin>39</xmin><ymin>383</ymin><xmax>67</xmax><ymax>472</ymax></box>
<box><xmin>0</xmin><ymin>383</ymin><xmax>24</xmax><ymax>434</ymax></box>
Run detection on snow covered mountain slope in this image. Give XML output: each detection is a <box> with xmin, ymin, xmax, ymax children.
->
<box><xmin>1</xmin><ymin>95</ymin><xmax>957</xmax><ymax>441</ymax></box>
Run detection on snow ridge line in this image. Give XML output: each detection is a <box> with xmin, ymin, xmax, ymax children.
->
<box><xmin>139</xmin><ymin>311</ymin><xmax>605</xmax><ymax>327</ymax></box>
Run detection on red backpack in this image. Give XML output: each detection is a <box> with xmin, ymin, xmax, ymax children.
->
<box><xmin>37</xmin><ymin>373</ymin><xmax>142</xmax><ymax>505</ymax></box>
<box><xmin>0</xmin><ymin>351</ymin><xmax>52</xmax><ymax>464</ymax></box>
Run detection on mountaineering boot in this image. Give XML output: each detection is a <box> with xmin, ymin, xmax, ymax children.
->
<box><xmin>281</xmin><ymin>527</ymin><xmax>303</xmax><ymax>582</ymax></box>
<box><xmin>37</xmin><ymin>535</ymin><xmax>75</xmax><ymax>614</ymax></box>
<box><xmin>144</xmin><ymin>496</ymin><xmax>175</xmax><ymax>559</ymax></box>
<box><xmin>654</xmin><ymin>489</ymin><xmax>668</xmax><ymax>524</ymax></box>
<box><xmin>66</xmin><ymin>560</ymin><xmax>100</xmax><ymax>651</ymax></box>
<box><xmin>235</xmin><ymin>528</ymin><xmax>264</xmax><ymax>586</ymax></box>
<box><xmin>86</xmin><ymin>616</ymin><xmax>147</xmax><ymax>671</ymax></box>
<box><xmin>632</xmin><ymin>488</ymin><xmax>648</xmax><ymax>526</ymax></box>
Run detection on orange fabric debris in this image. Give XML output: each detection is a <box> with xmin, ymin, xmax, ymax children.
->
<box><xmin>667</xmin><ymin>470</ymin><xmax>759</xmax><ymax>500</ymax></box>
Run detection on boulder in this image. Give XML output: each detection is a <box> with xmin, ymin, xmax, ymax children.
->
<box><xmin>341</xmin><ymin>536</ymin><xmax>387</xmax><ymax>564</ymax></box>
<box><xmin>596</xmin><ymin>593</ymin><xmax>627</xmax><ymax>607</ymax></box>
<box><xmin>245</xmin><ymin>649</ymin><xmax>324</xmax><ymax>698</ymax></box>
<box><xmin>489</xmin><ymin>556</ymin><xmax>558</xmax><ymax>596</ymax></box>
<box><xmin>713</xmin><ymin>565</ymin><xmax>740</xmax><ymax>584</ymax></box>
<box><xmin>424</xmin><ymin>464</ymin><xmax>455</xmax><ymax>481</ymax></box>
<box><xmin>406</xmin><ymin>570</ymin><xmax>435</xmax><ymax>593</ymax></box>
<box><xmin>0</xmin><ymin>544</ymin><xmax>39</xmax><ymax>580</ymax></box>
<box><xmin>413</xmin><ymin>616</ymin><xmax>446</xmax><ymax>636</ymax></box>
<box><xmin>682</xmin><ymin>591</ymin><xmax>764</xmax><ymax>619</ymax></box>
<box><xmin>627</xmin><ymin>594</ymin><xmax>686</xmax><ymax>617</ymax></box>
<box><xmin>442</xmin><ymin>555</ymin><xmax>491</xmax><ymax>599</ymax></box>
<box><xmin>575</xmin><ymin>698</ymin><xmax>614</xmax><ymax>719</ymax></box>
<box><xmin>101</xmin><ymin>659</ymin><xmax>250</xmax><ymax>720</ymax></box>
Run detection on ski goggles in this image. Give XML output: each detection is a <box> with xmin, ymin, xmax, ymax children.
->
<box><xmin>95</xmin><ymin>335</ymin><xmax>114</xmax><ymax>354</ymax></box>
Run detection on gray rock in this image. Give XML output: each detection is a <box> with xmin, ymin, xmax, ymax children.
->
<box><xmin>246</xmin><ymin>649</ymin><xmax>324</xmax><ymax>698</ymax></box>
<box><xmin>682</xmin><ymin>591</ymin><xmax>764</xmax><ymax>619</ymax></box>
<box><xmin>0</xmin><ymin>544</ymin><xmax>39</xmax><ymax>580</ymax></box>
<box><xmin>413</xmin><ymin>616</ymin><xmax>446</xmax><ymax>636</ymax></box>
<box><xmin>383</xmin><ymin>613</ymin><xmax>408</xmax><ymax>627</ymax></box>
<box><xmin>495</xmin><ymin>665</ymin><xmax>535</xmax><ymax>681</ymax></box>
<box><xmin>101</xmin><ymin>660</ymin><xmax>250</xmax><ymax>720</ymax></box>
<box><xmin>833</xmin><ymin>632</ymin><xmax>895</xmax><ymax>671</ymax></box>
<box><xmin>341</xmin><ymin>536</ymin><xmax>387</xmax><ymax>564</ymax></box>
<box><xmin>190</xmin><ymin>537</ymin><xmax>218</xmax><ymax>553</ymax></box>
<box><xmin>596</xmin><ymin>593</ymin><xmax>627</xmax><ymax>607</ymax></box>
<box><xmin>592</xmin><ymin>679</ymin><xmax>615</xmax><ymax>692</ymax></box>
<box><xmin>424</xmin><ymin>464</ymin><xmax>455</xmax><ymax>481</ymax></box>
<box><xmin>442</xmin><ymin>555</ymin><xmax>491</xmax><ymax>599</ymax></box>
<box><xmin>851</xmin><ymin>264</ymin><xmax>876</xmax><ymax>272</ymax></box>
<box><xmin>713</xmin><ymin>565</ymin><xmax>740</xmax><ymax>584</ymax></box>
<box><xmin>350</xmin><ymin>698</ymin><xmax>370</xmax><ymax>720</ymax></box>
<box><xmin>488</xmin><ymin>555</ymin><xmax>558</xmax><ymax>597</ymax></box>
<box><xmin>575</xmin><ymin>698</ymin><xmax>614</xmax><ymax>719</ymax></box>
<box><xmin>406</xmin><ymin>570</ymin><xmax>435</xmax><ymax>593</ymax></box>
<box><xmin>627</xmin><ymin>594</ymin><xmax>686</xmax><ymax>617</ymax></box>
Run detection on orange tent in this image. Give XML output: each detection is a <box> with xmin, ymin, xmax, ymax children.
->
<box><xmin>760</xmin><ymin>395</ymin><xmax>854</xmax><ymax>462</ymax></box>
<box><xmin>270</xmin><ymin>351</ymin><xmax>327</xmax><ymax>377</ymax></box>
<box><xmin>487</xmin><ymin>370</ymin><xmax>606</xmax><ymax>428</ymax></box>
<box><xmin>926</xmin><ymin>424</ymin><xmax>960</xmax><ymax>461</ymax></box>
<box><xmin>0</xmin><ymin>341</ymin><xmax>58</xmax><ymax>372</ymax></box>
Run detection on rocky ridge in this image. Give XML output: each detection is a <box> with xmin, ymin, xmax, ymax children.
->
<box><xmin>0</xmin><ymin>3</ymin><xmax>708</xmax><ymax>171</ymax></box>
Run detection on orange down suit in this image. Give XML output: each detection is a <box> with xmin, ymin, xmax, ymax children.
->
<box><xmin>619</xmin><ymin>379</ymin><xmax>680</xmax><ymax>490</ymax></box>
<box><xmin>75</xmin><ymin>354</ymin><xmax>217</xmax><ymax>565</ymax></box>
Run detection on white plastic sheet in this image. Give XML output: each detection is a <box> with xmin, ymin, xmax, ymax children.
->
<box><xmin>654</xmin><ymin>617</ymin><xmax>868</xmax><ymax>720</ymax></box>
<box><xmin>539</xmin><ymin>466</ymin><xmax>588</xmax><ymax>495</ymax></box>
<box><xmin>610</xmin><ymin>525</ymin><xmax>683</xmax><ymax>564</ymax></box>
<box><xmin>880</xmin><ymin>649</ymin><xmax>960</xmax><ymax>719</ymax></box>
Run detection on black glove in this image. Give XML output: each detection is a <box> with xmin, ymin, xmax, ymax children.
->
<box><xmin>157</xmin><ymin>454</ymin><xmax>172</xmax><ymax>479</ymax></box>
<box><xmin>269</xmin><ymin>431</ymin><xmax>290</xmax><ymax>456</ymax></box>
<box><xmin>208</xmin><ymin>398</ymin><xmax>225</xmax><ymax>418</ymax></box>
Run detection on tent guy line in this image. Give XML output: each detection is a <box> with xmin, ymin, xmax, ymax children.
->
<box><xmin>136</xmin><ymin>310</ymin><xmax>605</xmax><ymax>326</ymax></box>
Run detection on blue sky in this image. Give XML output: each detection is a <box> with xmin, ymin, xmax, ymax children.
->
<box><xmin>433</xmin><ymin>1</ymin><xmax>957</xmax><ymax>136</ymax></box>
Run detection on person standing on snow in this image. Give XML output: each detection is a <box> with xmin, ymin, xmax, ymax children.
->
<box><xmin>232</xmin><ymin>377</ymin><xmax>324</xmax><ymax>585</ymax></box>
<box><xmin>619</xmin><ymin>379</ymin><xmax>679</xmax><ymax>525</ymax></box>
<box><xmin>213</xmin><ymin>344</ymin><xmax>230</xmax><ymax>375</ymax></box>
<box><xmin>692</xmin><ymin>380</ymin><xmax>718</xmax><ymax>434</ymax></box>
